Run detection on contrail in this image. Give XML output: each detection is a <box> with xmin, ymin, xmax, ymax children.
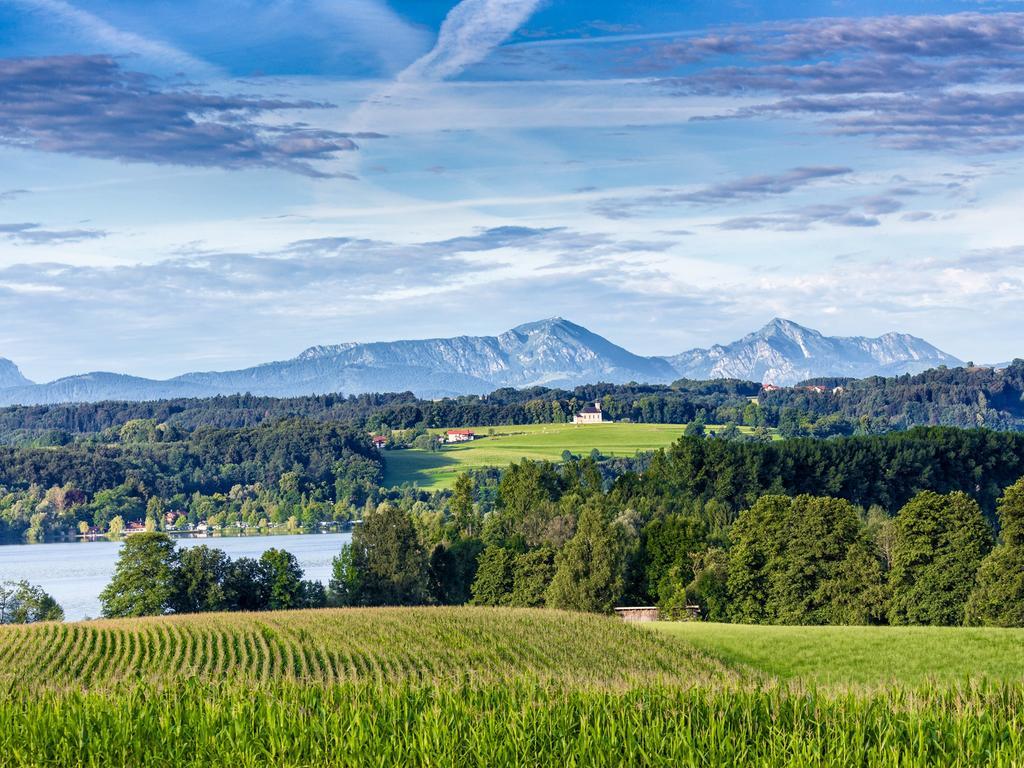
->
<box><xmin>397</xmin><ymin>0</ymin><xmax>544</xmax><ymax>83</ymax></box>
<box><xmin>7</xmin><ymin>0</ymin><xmax>218</xmax><ymax>77</ymax></box>
<box><xmin>348</xmin><ymin>0</ymin><xmax>543</xmax><ymax>132</ymax></box>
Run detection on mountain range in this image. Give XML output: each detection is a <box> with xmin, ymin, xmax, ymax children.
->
<box><xmin>0</xmin><ymin>318</ymin><xmax>965</xmax><ymax>406</ymax></box>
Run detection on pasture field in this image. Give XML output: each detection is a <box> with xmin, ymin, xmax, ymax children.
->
<box><xmin>0</xmin><ymin>609</ymin><xmax>1023</xmax><ymax>766</ymax></box>
<box><xmin>651</xmin><ymin>622</ymin><xmax>1024</xmax><ymax>688</ymax></box>
<box><xmin>382</xmin><ymin>422</ymin><xmax>759</xmax><ymax>489</ymax></box>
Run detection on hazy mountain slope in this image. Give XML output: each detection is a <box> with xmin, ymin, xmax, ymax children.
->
<box><xmin>0</xmin><ymin>318</ymin><xmax>677</xmax><ymax>405</ymax></box>
<box><xmin>0</xmin><ymin>372</ymin><xmax>211</xmax><ymax>407</ymax></box>
<box><xmin>0</xmin><ymin>318</ymin><xmax>966</xmax><ymax>405</ymax></box>
<box><xmin>174</xmin><ymin>317</ymin><xmax>676</xmax><ymax>396</ymax></box>
<box><xmin>0</xmin><ymin>358</ymin><xmax>31</xmax><ymax>390</ymax></box>
<box><xmin>664</xmin><ymin>319</ymin><xmax>963</xmax><ymax>386</ymax></box>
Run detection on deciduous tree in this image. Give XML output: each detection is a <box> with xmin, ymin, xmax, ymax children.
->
<box><xmin>888</xmin><ymin>491</ymin><xmax>992</xmax><ymax>626</ymax></box>
<box><xmin>99</xmin><ymin>532</ymin><xmax>177</xmax><ymax>617</ymax></box>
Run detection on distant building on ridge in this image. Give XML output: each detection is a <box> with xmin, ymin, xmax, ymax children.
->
<box><xmin>573</xmin><ymin>401</ymin><xmax>604</xmax><ymax>424</ymax></box>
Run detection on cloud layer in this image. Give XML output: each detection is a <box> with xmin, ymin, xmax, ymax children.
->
<box><xmin>0</xmin><ymin>55</ymin><xmax>366</xmax><ymax>175</ymax></box>
<box><xmin>649</xmin><ymin>12</ymin><xmax>1024</xmax><ymax>152</ymax></box>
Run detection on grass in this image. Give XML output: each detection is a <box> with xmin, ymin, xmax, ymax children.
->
<box><xmin>382</xmin><ymin>422</ymin><xmax>756</xmax><ymax>490</ymax></box>
<box><xmin>1</xmin><ymin>609</ymin><xmax>1023</xmax><ymax>766</ymax></box>
<box><xmin>650</xmin><ymin>622</ymin><xmax>1024</xmax><ymax>688</ymax></box>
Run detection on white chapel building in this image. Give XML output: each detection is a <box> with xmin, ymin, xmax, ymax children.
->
<box><xmin>573</xmin><ymin>401</ymin><xmax>605</xmax><ymax>424</ymax></box>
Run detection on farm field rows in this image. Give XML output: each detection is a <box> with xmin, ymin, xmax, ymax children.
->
<box><xmin>0</xmin><ymin>608</ymin><xmax>1023</xmax><ymax>766</ymax></box>
<box><xmin>382</xmin><ymin>422</ymin><xmax>753</xmax><ymax>489</ymax></box>
<box><xmin>0</xmin><ymin>607</ymin><xmax>717</xmax><ymax>689</ymax></box>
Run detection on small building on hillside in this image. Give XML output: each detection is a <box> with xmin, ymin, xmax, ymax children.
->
<box><xmin>445</xmin><ymin>429</ymin><xmax>476</xmax><ymax>443</ymax></box>
<box><xmin>761</xmin><ymin>383</ymin><xmax>783</xmax><ymax>393</ymax></box>
<box><xmin>573</xmin><ymin>401</ymin><xmax>604</xmax><ymax>424</ymax></box>
<box><xmin>371</xmin><ymin>435</ymin><xmax>388</xmax><ymax>450</ymax></box>
<box><xmin>614</xmin><ymin>606</ymin><xmax>660</xmax><ymax>622</ymax></box>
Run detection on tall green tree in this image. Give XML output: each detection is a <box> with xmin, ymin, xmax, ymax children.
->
<box><xmin>170</xmin><ymin>545</ymin><xmax>231</xmax><ymax>614</ymax></box>
<box><xmin>260</xmin><ymin>548</ymin><xmax>322</xmax><ymax>610</ymax></box>
<box><xmin>686</xmin><ymin>548</ymin><xmax>730</xmax><ymax>621</ymax></box>
<box><xmin>546</xmin><ymin>498</ymin><xmax>626</xmax><ymax>613</ymax></box>
<box><xmin>348</xmin><ymin>503</ymin><xmax>429</xmax><ymax>605</ymax></box>
<box><xmin>769</xmin><ymin>496</ymin><xmax>866</xmax><ymax>624</ymax></box>
<box><xmin>328</xmin><ymin>543</ymin><xmax>360</xmax><ymax>607</ymax></box>
<box><xmin>816</xmin><ymin>539</ymin><xmax>888</xmax><ymax>625</ymax></box>
<box><xmin>488</xmin><ymin>460</ymin><xmax>562</xmax><ymax>547</ymax></box>
<box><xmin>449</xmin><ymin>473</ymin><xmax>481</xmax><ymax>538</ymax></box>
<box><xmin>888</xmin><ymin>491</ymin><xmax>993</xmax><ymax>626</ymax></box>
<box><xmin>223</xmin><ymin>557</ymin><xmax>271</xmax><ymax>611</ymax></box>
<box><xmin>470</xmin><ymin>546</ymin><xmax>514</xmax><ymax>606</ymax></box>
<box><xmin>509</xmin><ymin>547</ymin><xmax>556</xmax><ymax>608</ymax></box>
<box><xmin>0</xmin><ymin>581</ymin><xmax>63</xmax><ymax>623</ymax></box>
<box><xmin>727</xmin><ymin>495</ymin><xmax>885</xmax><ymax>625</ymax></box>
<box><xmin>726</xmin><ymin>496</ymin><xmax>791</xmax><ymax>623</ymax></box>
<box><xmin>99</xmin><ymin>532</ymin><xmax>177</xmax><ymax>617</ymax></box>
<box><xmin>641</xmin><ymin>513</ymin><xmax>706</xmax><ymax>605</ymax></box>
<box><xmin>966</xmin><ymin>478</ymin><xmax>1024</xmax><ymax>626</ymax></box>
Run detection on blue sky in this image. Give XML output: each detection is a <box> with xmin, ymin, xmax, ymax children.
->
<box><xmin>1</xmin><ymin>0</ymin><xmax>1023</xmax><ymax>381</ymax></box>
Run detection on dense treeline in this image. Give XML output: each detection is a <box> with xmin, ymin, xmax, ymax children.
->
<box><xmin>763</xmin><ymin>361</ymin><xmax>1024</xmax><ymax>436</ymax></box>
<box><xmin>625</xmin><ymin>427</ymin><xmax>1024</xmax><ymax>524</ymax></box>
<box><xmin>325</xmin><ymin>465</ymin><xmax>1024</xmax><ymax>628</ymax></box>
<box><xmin>99</xmin><ymin>534</ymin><xmax>325</xmax><ymax>618</ymax></box>
<box><xmin>0</xmin><ymin>420</ymin><xmax>381</xmax><ymax>541</ymax></box>
<box><xmin>4</xmin><ymin>363</ymin><xmax>1024</xmax><ymax>451</ymax></box>
<box><xmin>0</xmin><ymin>381</ymin><xmax>761</xmax><ymax>445</ymax></box>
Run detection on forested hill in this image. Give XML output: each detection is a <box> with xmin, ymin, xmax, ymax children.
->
<box><xmin>0</xmin><ymin>362</ymin><xmax>1022</xmax><ymax>446</ymax></box>
<box><xmin>763</xmin><ymin>361</ymin><xmax>1024</xmax><ymax>433</ymax></box>
<box><xmin>0</xmin><ymin>381</ymin><xmax>761</xmax><ymax>445</ymax></box>
<box><xmin>620</xmin><ymin>427</ymin><xmax>1024</xmax><ymax>524</ymax></box>
<box><xmin>0</xmin><ymin>420</ymin><xmax>382</xmax><ymax>541</ymax></box>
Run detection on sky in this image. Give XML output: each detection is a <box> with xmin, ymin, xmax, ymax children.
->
<box><xmin>1</xmin><ymin>0</ymin><xmax>1024</xmax><ymax>381</ymax></box>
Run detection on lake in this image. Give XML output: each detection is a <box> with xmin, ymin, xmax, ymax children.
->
<box><xmin>0</xmin><ymin>532</ymin><xmax>352</xmax><ymax>621</ymax></box>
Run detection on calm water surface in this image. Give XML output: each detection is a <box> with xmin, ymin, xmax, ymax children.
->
<box><xmin>0</xmin><ymin>532</ymin><xmax>351</xmax><ymax>621</ymax></box>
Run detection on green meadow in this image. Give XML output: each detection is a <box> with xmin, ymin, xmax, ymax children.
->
<box><xmin>650</xmin><ymin>622</ymin><xmax>1024</xmax><ymax>688</ymax></box>
<box><xmin>382</xmin><ymin>422</ymin><xmax>760</xmax><ymax>489</ymax></box>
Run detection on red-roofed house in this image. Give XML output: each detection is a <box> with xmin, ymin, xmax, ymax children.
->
<box><xmin>445</xmin><ymin>429</ymin><xmax>476</xmax><ymax>443</ymax></box>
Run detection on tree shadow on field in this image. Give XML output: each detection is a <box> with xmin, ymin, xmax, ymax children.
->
<box><xmin>382</xmin><ymin>449</ymin><xmax>461</xmax><ymax>488</ymax></box>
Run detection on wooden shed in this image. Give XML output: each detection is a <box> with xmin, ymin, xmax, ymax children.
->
<box><xmin>613</xmin><ymin>606</ymin><xmax>660</xmax><ymax>622</ymax></box>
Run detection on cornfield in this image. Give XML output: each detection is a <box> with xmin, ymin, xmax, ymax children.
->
<box><xmin>0</xmin><ymin>608</ymin><xmax>1021</xmax><ymax>767</ymax></box>
<box><xmin>0</xmin><ymin>607</ymin><xmax>726</xmax><ymax>689</ymax></box>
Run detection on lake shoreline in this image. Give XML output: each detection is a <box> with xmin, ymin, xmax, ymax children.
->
<box><xmin>0</xmin><ymin>531</ymin><xmax>352</xmax><ymax>621</ymax></box>
<box><xmin>0</xmin><ymin>526</ymin><xmax>354</xmax><ymax>547</ymax></box>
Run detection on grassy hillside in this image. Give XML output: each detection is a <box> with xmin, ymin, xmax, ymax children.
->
<box><xmin>651</xmin><ymin>622</ymin><xmax>1024</xmax><ymax>687</ymax></box>
<box><xmin>1</xmin><ymin>609</ymin><xmax>1023</xmax><ymax>766</ymax></box>
<box><xmin>383</xmin><ymin>422</ymin><xmax>745</xmax><ymax>489</ymax></box>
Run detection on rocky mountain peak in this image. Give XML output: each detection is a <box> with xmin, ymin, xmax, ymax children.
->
<box><xmin>0</xmin><ymin>358</ymin><xmax>32</xmax><ymax>390</ymax></box>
